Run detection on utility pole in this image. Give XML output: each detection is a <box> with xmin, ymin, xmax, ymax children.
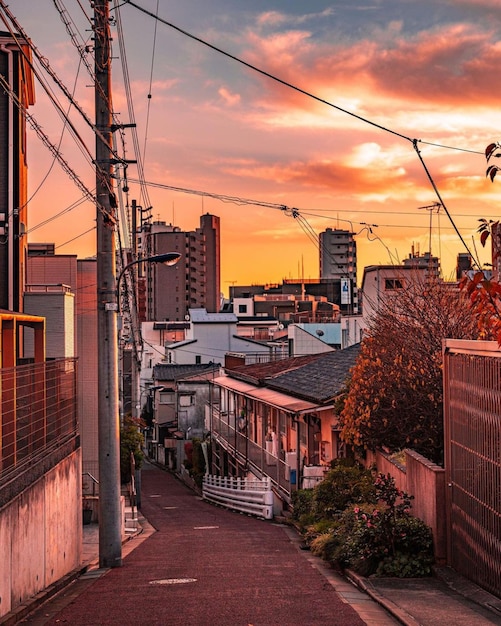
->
<box><xmin>95</xmin><ymin>0</ymin><xmax>122</xmax><ymax>568</ymax></box>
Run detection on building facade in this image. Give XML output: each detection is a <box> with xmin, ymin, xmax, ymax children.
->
<box><xmin>140</xmin><ymin>213</ymin><xmax>221</xmax><ymax>321</ymax></box>
<box><xmin>209</xmin><ymin>346</ymin><xmax>361</xmax><ymax>505</ymax></box>
<box><xmin>26</xmin><ymin>246</ymin><xmax>99</xmax><ymax>481</ymax></box>
<box><xmin>319</xmin><ymin>228</ymin><xmax>358</xmax><ymax>313</ymax></box>
<box><xmin>0</xmin><ymin>32</ymin><xmax>35</xmax><ymax>313</ymax></box>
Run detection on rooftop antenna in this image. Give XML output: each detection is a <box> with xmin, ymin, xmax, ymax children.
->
<box><xmin>418</xmin><ymin>202</ymin><xmax>441</xmax><ymax>255</ymax></box>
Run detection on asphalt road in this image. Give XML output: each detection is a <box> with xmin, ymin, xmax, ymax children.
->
<box><xmin>22</xmin><ymin>464</ymin><xmax>392</xmax><ymax>626</ymax></box>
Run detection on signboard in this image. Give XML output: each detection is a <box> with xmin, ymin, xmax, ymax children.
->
<box><xmin>341</xmin><ymin>279</ymin><xmax>351</xmax><ymax>305</ymax></box>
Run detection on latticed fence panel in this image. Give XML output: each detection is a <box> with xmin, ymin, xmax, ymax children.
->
<box><xmin>443</xmin><ymin>340</ymin><xmax>501</xmax><ymax>597</ymax></box>
<box><xmin>0</xmin><ymin>358</ymin><xmax>78</xmax><ymax>487</ymax></box>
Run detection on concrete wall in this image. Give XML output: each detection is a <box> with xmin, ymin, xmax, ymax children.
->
<box><xmin>405</xmin><ymin>450</ymin><xmax>446</xmax><ymax>564</ymax></box>
<box><xmin>0</xmin><ymin>450</ymin><xmax>82</xmax><ymax>619</ymax></box>
<box><xmin>365</xmin><ymin>448</ymin><xmax>447</xmax><ymax>565</ymax></box>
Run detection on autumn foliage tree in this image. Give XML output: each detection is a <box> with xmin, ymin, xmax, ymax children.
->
<box><xmin>339</xmin><ymin>277</ymin><xmax>479</xmax><ymax>464</ymax></box>
<box><xmin>459</xmin><ymin>142</ymin><xmax>501</xmax><ymax>343</ymax></box>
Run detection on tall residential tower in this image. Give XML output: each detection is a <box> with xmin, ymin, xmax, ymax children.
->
<box><xmin>319</xmin><ymin>228</ymin><xmax>358</xmax><ymax>313</ymax></box>
<box><xmin>140</xmin><ymin>213</ymin><xmax>221</xmax><ymax>321</ymax></box>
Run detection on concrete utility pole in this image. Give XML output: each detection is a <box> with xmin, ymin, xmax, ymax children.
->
<box><xmin>95</xmin><ymin>0</ymin><xmax>122</xmax><ymax>568</ymax></box>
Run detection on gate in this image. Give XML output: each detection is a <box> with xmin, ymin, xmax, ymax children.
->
<box><xmin>443</xmin><ymin>339</ymin><xmax>501</xmax><ymax>597</ymax></box>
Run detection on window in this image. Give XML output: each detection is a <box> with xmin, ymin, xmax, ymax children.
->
<box><xmin>385</xmin><ymin>278</ymin><xmax>404</xmax><ymax>290</ymax></box>
<box><xmin>179</xmin><ymin>394</ymin><xmax>194</xmax><ymax>407</ymax></box>
<box><xmin>159</xmin><ymin>391</ymin><xmax>175</xmax><ymax>404</ymax></box>
<box><xmin>195</xmin><ymin>355</ymin><xmax>201</xmax><ymax>364</ymax></box>
<box><xmin>238</xmin><ymin>304</ymin><xmax>247</xmax><ymax>314</ymax></box>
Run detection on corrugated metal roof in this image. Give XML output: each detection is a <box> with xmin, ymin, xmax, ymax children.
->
<box><xmin>213</xmin><ymin>375</ymin><xmax>319</xmax><ymax>413</ymax></box>
<box><xmin>154</xmin><ymin>363</ymin><xmax>220</xmax><ymax>381</ymax></box>
<box><xmin>189</xmin><ymin>308</ymin><xmax>237</xmax><ymax>323</ymax></box>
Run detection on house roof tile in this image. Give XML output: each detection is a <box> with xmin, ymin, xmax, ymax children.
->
<box><xmin>266</xmin><ymin>344</ymin><xmax>361</xmax><ymax>403</ymax></box>
<box><xmin>223</xmin><ymin>345</ymin><xmax>360</xmax><ymax>404</ymax></box>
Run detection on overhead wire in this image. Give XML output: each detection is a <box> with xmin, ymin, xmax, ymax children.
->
<box><xmin>1</xmin><ymin>1</ymin><xmax>485</xmax><ymax>275</ymax></box>
<box><xmin>18</xmin><ymin>54</ymin><xmax>85</xmax><ymax>212</ymax></box>
<box><xmin>56</xmin><ymin>225</ymin><xmax>96</xmax><ymax>250</ymax></box>
<box><xmin>0</xmin><ymin>73</ymin><xmax>100</xmax><ymax>212</ymax></box>
<box><xmin>142</xmin><ymin>0</ymin><xmax>160</xmax><ymax>167</ymax></box>
<box><xmin>112</xmin><ymin>0</ymin><xmax>153</xmax><ymax>215</ymax></box>
<box><xmin>122</xmin><ymin>0</ymin><xmax>483</xmax><ymax>268</ymax></box>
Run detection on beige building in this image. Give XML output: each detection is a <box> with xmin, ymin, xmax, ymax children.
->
<box><xmin>26</xmin><ymin>246</ymin><xmax>99</xmax><ymax>481</ymax></box>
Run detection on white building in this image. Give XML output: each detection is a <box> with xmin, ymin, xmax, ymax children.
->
<box><xmin>361</xmin><ymin>264</ymin><xmax>430</xmax><ymax>326</ymax></box>
<box><xmin>166</xmin><ymin>308</ymin><xmax>272</xmax><ymax>365</ymax></box>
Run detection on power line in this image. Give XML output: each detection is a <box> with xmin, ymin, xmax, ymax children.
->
<box><xmin>123</xmin><ymin>0</ymin><xmax>483</xmax><ymax>157</ymax></box>
<box><xmin>122</xmin><ymin>1</ymin><xmax>483</xmax><ymax>268</ymax></box>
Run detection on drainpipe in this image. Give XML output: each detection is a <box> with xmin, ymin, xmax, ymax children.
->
<box><xmin>295</xmin><ymin>413</ymin><xmax>301</xmax><ymax>490</ymax></box>
<box><xmin>1</xmin><ymin>44</ymin><xmax>15</xmax><ymax>311</ymax></box>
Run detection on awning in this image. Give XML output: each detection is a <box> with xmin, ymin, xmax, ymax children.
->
<box><xmin>212</xmin><ymin>375</ymin><xmax>321</xmax><ymax>414</ymax></box>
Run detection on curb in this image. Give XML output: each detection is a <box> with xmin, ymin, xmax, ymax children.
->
<box><xmin>344</xmin><ymin>570</ymin><xmax>421</xmax><ymax>626</ymax></box>
<box><xmin>0</xmin><ymin>565</ymin><xmax>88</xmax><ymax>626</ymax></box>
<box><xmin>0</xmin><ymin>520</ymin><xmax>148</xmax><ymax>626</ymax></box>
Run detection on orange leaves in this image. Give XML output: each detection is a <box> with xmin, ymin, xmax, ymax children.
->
<box><xmin>339</xmin><ymin>278</ymin><xmax>477</xmax><ymax>465</ymax></box>
<box><xmin>485</xmin><ymin>142</ymin><xmax>501</xmax><ymax>182</ymax></box>
<box><xmin>485</xmin><ymin>142</ymin><xmax>500</xmax><ymax>160</ymax></box>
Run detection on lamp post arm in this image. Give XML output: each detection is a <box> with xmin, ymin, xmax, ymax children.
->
<box><xmin>116</xmin><ymin>252</ymin><xmax>181</xmax><ymax>297</ymax></box>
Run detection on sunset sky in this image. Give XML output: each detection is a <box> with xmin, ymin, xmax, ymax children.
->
<box><xmin>3</xmin><ymin>0</ymin><xmax>501</xmax><ymax>294</ymax></box>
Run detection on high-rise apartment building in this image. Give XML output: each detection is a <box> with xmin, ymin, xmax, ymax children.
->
<box><xmin>140</xmin><ymin>213</ymin><xmax>221</xmax><ymax>321</ymax></box>
<box><xmin>0</xmin><ymin>32</ymin><xmax>35</xmax><ymax>312</ymax></box>
<box><xmin>319</xmin><ymin>228</ymin><xmax>357</xmax><ymax>280</ymax></box>
<box><xmin>319</xmin><ymin>228</ymin><xmax>358</xmax><ymax>313</ymax></box>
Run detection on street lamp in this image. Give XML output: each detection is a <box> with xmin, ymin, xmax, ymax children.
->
<box><xmin>116</xmin><ymin>252</ymin><xmax>181</xmax><ymax>300</ymax></box>
<box><xmin>99</xmin><ymin>251</ymin><xmax>180</xmax><ymax>569</ymax></box>
<box><xmin>117</xmin><ymin>253</ymin><xmax>181</xmax><ymax>419</ymax></box>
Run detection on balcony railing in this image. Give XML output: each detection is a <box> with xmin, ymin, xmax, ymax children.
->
<box><xmin>210</xmin><ymin>407</ymin><xmax>295</xmax><ymax>503</ymax></box>
<box><xmin>0</xmin><ymin>358</ymin><xmax>78</xmax><ymax>489</ymax></box>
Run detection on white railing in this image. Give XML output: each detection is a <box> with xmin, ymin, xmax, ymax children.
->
<box><xmin>202</xmin><ymin>475</ymin><xmax>273</xmax><ymax>520</ymax></box>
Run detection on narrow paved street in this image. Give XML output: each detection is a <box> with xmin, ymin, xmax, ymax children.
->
<box><xmin>23</xmin><ymin>464</ymin><xmax>397</xmax><ymax>626</ymax></box>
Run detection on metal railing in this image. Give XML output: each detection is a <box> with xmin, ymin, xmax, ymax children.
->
<box><xmin>82</xmin><ymin>471</ymin><xmax>99</xmax><ymax>496</ymax></box>
<box><xmin>0</xmin><ymin>358</ymin><xmax>78</xmax><ymax>487</ymax></box>
<box><xmin>210</xmin><ymin>408</ymin><xmax>294</xmax><ymax>503</ymax></box>
<box><xmin>443</xmin><ymin>340</ymin><xmax>501</xmax><ymax>597</ymax></box>
<box><xmin>202</xmin><ymin>474</ymin><xmax>273</xmax><ymax>519</ymax></box>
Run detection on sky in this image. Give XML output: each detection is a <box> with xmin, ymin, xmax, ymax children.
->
<box><xmin>2</xmin><ymin>0</ymin><xmax>501</xmax><ymax>294</ymax></box>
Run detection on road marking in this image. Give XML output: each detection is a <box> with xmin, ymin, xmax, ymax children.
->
<box><xmin>150</xmin><ymin>578</ymin><xmax>197</xmax><ymax>585</ymax></box>
<box><xmin>193</xmin><ymin>525</ymin><xmax>219</xmax><ymax>529</ymax></box>
<box><xmin>163</xmin><ymin>506</ymin><xmax>177</xmax><ymax>510</ymax></box>
<box><xmin>149</xmin><ymin>494</ymin><xmax>161</xmax><ymax>498</ymax></box>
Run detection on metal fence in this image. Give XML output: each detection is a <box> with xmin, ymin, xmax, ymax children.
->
<box><xmin>202</xmin><ymin>475</ymin><xmax>273</xmax><ymax>519</ymax></box>
<box><xmin>0</xmin><ymin>358</ymin><xmax>78</xmax><ymax>487</ymax></box>
<box><xmin>443</xmin><ymin>340</ymin><xmax>501</xmax><ymax>597</ymax></box>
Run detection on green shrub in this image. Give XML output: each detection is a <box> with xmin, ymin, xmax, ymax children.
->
<box><xmin>329</xmin><ymin>474</ymin><xmax>434</xmax><ymax>577</ymax></box>
<box><xmin>120</xmin><ymin>416</ymin><xmax>145</xmax><ymax>484</ymax></box>
<box><xmin>309</xmin><ymin>529</ymin><xmax>343</xmax><ymax>562</ymax></box>
<box><xmin>291</xmin><ymin>489</ymin><xmax>315</xmax><ymax>528</ymax></box>
<box><xmin>293</xmin><ymin>466</ymin><xmax>434</xmax><ymax>578</ymax></box>
<box><xmin>313</xmin><ymin>462</ymin><xmax>375</xmax><ymax>518</ymax></box>
<box><xmin>189</xmin><ymin>438</ymin><xmax>210</xmax><ymax>488</ymax></box>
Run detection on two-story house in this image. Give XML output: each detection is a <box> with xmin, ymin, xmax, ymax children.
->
<box><xmin>209</xmin><ymin>346</ymin><xmax>360</xmax><ymax>507</ymax></box>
